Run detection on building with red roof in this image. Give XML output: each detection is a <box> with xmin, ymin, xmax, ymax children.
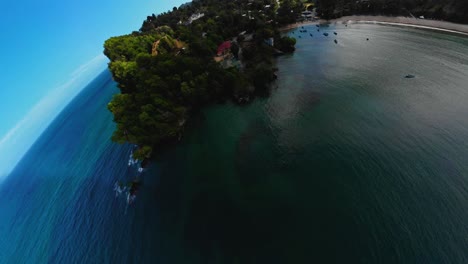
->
<box><xmin>217</xmin><ymin>41</ymin><xmax>231</xmax><ymax>56</ymax></box>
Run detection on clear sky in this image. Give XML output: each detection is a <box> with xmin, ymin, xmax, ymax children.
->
<box><xmin>0</xmin><ymin>0</ymin><xmax>189</xmax><ymax>178</ymax></box>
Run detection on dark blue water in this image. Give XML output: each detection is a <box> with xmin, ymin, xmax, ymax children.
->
<box><xmin>1</xmin><ymin>24</ymin><xmax>468</xmax><ymax>263</ymax></box>
<box><xmin>0</xmin><ymin>71</ymin><xmax>148</xmax><ymax>263</ymax></box>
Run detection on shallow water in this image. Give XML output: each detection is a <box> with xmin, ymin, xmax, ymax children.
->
<box><xmin>1</xmin><ymin>24</ymin><xmax>467</xmax><ymax>263</ymax></box>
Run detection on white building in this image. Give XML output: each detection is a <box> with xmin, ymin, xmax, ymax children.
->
<box><xmin>187</xmin><ymin>13</ymin><xmax>205</xmax><ymax>24</ymax></box>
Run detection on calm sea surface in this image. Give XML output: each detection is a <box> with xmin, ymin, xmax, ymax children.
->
<box><xmin>0</xmin><ymin>24</ymin><xmax>467</xmax><ymax>263</ymax></box>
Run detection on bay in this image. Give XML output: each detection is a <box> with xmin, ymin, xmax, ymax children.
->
<box><xmin>1</xmin><ymin>24</ymin><xmax>467</xmax><ymax>263</ymax></box>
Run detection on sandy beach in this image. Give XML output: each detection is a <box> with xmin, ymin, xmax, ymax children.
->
<box><xmin>281</xmin><ymin>15</ymin><xmax>468</xmax><ymax>36</ymax></box>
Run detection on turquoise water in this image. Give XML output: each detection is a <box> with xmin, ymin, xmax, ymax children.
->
<box><xmin>1</xmin><ymin>24</ymin><xmax>468</xmax><ymax>263</ymax></box>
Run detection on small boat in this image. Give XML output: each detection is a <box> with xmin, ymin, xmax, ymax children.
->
<box><xmin>317</xmin><ymin>29</ymin><xmax>320</xmax><ymax>32</ymax></box>
<box><xmin>334</xmin><ymin>32</ymin><xmax>337</xmax><ymax>35</ymax></box>
<box><xmin>316</xmin><ymin>24</ymin><xmax>319</xmax><ymax>27</ymax></box>
<box><xmin>298</xmin><ymin>35</ymin><xmax>302</xmax><ymax>38</ymax></box>
<box><xmin>323</xmin><ymin>32</ymin><xmax>329</xmax><ymax>36</ymax></box>
<box><xmin>310</xmin><ymin>33</ymin><xmax>313</xmax><ymax>37</ymax></box>
<box><xmin>366</xmin><ymin>38</ymin><xmax>369</xmax><ymax>41</ymax></box>
<box><xmin>334</xmin><ymin>39</ymin><xmax>338</xmax><ymax>44</ymax></box>
<box><xmin>405</xmin><ymin>74</ymin><xmax>415</xmax><ymax>79</ymax></box>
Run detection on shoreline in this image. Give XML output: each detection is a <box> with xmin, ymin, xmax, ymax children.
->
<box><xmin>281</xmin><ymin>15</ymin><xmax>468</xmax><ymax>37</ymax></box>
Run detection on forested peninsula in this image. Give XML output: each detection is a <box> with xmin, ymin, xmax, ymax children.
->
<box><xmin>104</xmin><ymin>0</ymin><xmax>298</xmax><ymax>159</ymax></box>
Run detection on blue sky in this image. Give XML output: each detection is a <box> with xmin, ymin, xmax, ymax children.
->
<box><xmin>0</xmin><ymin>0</ymin><xmax>189</xmax><ymax>178</ymax></box>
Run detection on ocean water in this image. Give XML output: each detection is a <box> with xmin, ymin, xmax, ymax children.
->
<box><xmin>0</xmin><ymin>71</ymin><xmax>140</xmax><ymax>263</ymax></box>
<box><xmin>1</xmin><ymin>24</ymin><xmax>468</xmax><ymax>263</ymax></box>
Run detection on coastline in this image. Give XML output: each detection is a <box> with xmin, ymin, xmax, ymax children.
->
<box><xmin>281</xmin><ymin>15</ymin><xmax>468</xmax><ymax>37</ymax></box>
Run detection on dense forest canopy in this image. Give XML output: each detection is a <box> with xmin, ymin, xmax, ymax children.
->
<box><xmin>104</xmin><ymin>0</ymin><xmax>297</xmax><ymax>159</ymax></box>
<box><xmin>316</xmin><ymin>0</ymin><xmax>468</xmax><ymax>23</ymax></box>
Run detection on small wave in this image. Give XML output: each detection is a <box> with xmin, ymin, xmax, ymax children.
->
<box><xmin>127</xmin><ymin>150</ymin><xmax>139</xmax><ymax>166</ymax></box>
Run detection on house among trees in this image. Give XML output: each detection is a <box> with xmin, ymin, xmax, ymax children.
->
<box><xmin>217</xmin><ymin>41</ymin><xmax>232</xmax><ymax>56</ymax></box>
<box><xmin>264</xmin><ymin>37</ymin><xmax>274</xmax><ymax>47</ymax></box>
<box><xmin>214</xmin><ymin>41</ymin><xmax>241</xmax><ymax>68</ymax></box>
<box><xmin>302</xmin><ymin>11</ymin><xmax>313</xmax><ymax>20</ymax></box>
<box><xmin>186</xmin><ymin>13</ymin><xmax>205</xmax><ymax>25</ymax></box>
